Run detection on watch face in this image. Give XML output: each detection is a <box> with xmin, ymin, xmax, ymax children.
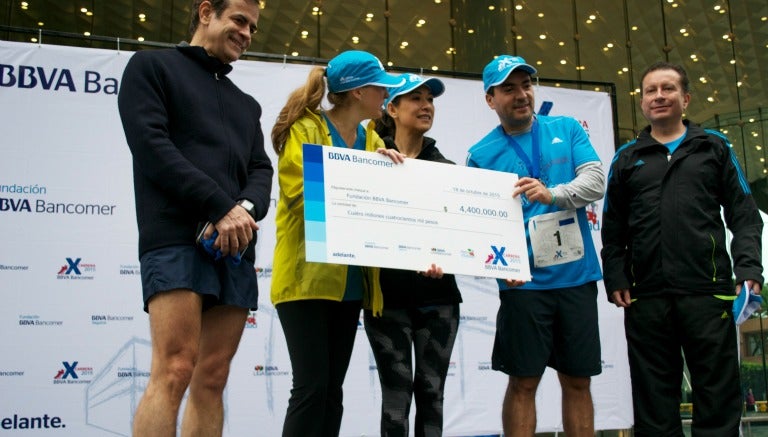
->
<box><xmin>240</xmin><ymin>199</ymin><xmax>255</xmax><ymax>212</ymax></box>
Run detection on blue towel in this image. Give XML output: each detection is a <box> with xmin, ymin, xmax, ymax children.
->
<box><xmin>733</xmin><ymin>281</ymin><xmax>763</xmax><ymax>325</ymax></box>
<box><xmin>199</xmin><ymin>230</ymin><xmax>242</xmax><ymax>266</ymax></box>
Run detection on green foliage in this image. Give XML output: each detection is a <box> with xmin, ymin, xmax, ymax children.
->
<box><xmin>761</xmin><ymin>284</ymin><xmax>768</xmax><ymax>310</ymax></box>
<box><xmin>742</xmin><ymin>361</ymin><xmax>768</xmax><ymax>400</ymax></box>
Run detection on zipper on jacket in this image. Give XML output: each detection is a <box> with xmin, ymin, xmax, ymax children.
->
<box><xmin>709</xmin><ymin>234</ymin><xmax>717</xmax><ymax>282</ymax></box>
<box><xmin>213</xmin><ymin>72</ymin><xmax>235</xmax><ymax>192</ymax></box>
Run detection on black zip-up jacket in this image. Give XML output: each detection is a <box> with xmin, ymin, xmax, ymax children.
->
<box><xmin>118</xmin><ymin>45</ymin><xmax>273</xmax><ymax>260</ymax></box>
<box><xmin>379</xmin><ymin>136</ymin><xmax>463</xmax><ymax>309</ymax></box>
<box><xmin>601</xmin><ymin>120</ymin><xmax>763</xmax><ymax>299</ymax></box>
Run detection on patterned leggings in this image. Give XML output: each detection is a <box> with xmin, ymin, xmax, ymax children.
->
<box><xmin>363</xmin><ymin>304</ymin><xmax>460</xmax><ymax>437</ymax></box>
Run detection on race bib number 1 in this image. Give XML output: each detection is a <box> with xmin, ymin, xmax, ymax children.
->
<box><xmin>528</xmin><ymin>209</ymin><xmax>584</xmax><ymax>268</ymax></box>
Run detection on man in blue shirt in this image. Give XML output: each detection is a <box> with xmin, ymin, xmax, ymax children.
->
<box><xmin>466</xmin><ymin>55</ymin><xmax>605</xmax><ymax>437</ymax></box>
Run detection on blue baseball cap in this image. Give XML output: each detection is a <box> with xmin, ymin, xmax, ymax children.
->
<box><xmin>482</xmin><ymin>55</ymin><xmax>537</xmax><ymax>93</ymax></box>
<box><xmin>326</xmin><ymin>50</ymin><xmax>405</xmax><ymax>93</ymax></box>
<box><xmin>383</xmin><ymin>73</ymin><xmax>446</xmax><ymax>108</ymax></box>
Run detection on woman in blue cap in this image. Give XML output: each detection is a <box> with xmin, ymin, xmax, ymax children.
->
<box><xmin>270</xmin><ymin>50</ymin><xmax>404</xmax><ymax>437</ymax></box>
<box><xmin>366</xmin><ymin>73</ymin><xmax>463</xmax><ymax>437</ymax></box>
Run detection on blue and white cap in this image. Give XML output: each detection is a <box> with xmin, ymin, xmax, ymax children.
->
<box><xmin>383</xmin><ymin>73</ymin><xmax>446</xmax><ymax>108</ymax></box>
<box><xmin>326</xmin><ymin>50</ymin><xmax>405</xmax><ymax>93</ymax></box>
<box><xmin>482</xmin><ymin>55</ymin><xmax>537</xmax><ymax>93</ymax></box>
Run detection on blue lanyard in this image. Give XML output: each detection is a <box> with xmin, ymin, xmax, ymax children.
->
<box><xmin>499</xmin><ymin>119</ymin><xmax>540</xmax><ymax>179</ymax></box>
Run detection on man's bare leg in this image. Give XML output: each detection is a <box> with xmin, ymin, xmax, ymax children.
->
<box><xmin>502</xmin><ymin>375</ymin><xmax>541</xmax><ymax>437</ymax></box>
<box><xmin>559</xmin><ymin>373</ymin><xmax>594</xmax><ymax>437</ymax></box>
<box><xmin>132</xmin><ymin>290</ymin><xmax>202</xmax><ymax>437</ymax></box>
<box><xmin>180</xmin><ymin>305</ymin><xmax>248</xmax><ymax>437</ymax></box>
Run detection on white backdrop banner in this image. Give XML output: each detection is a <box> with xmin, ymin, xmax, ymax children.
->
<box><xmin>0</xmin><ymin>40</ymin><xmax>632</xmax><ymax>436</ymax></box>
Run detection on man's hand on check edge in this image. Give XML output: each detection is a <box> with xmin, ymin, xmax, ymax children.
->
<box><xmin>513</xmin><ymin>177</ymin><xmax>554</xmax><ymax>205</ymax></box>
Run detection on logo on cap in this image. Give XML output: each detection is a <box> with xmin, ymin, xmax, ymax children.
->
<box><xmin>496</xmin><ymin>57</ymin><xmax>520</xmax><ymax>71</ymax></box>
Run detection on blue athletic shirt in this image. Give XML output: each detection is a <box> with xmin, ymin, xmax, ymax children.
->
<box><xmin>466</xmin><ymin>115</ymin><xmax>603</xmax><ymax>291</ymax></box>
<box><xmin>324</xmin><ymin>113</ymin><xmax>366</xmax><ymax>300</ymax></box>
<box><xmin>665</xmin><ymin>128</ymin><xmax>687</xmax><ymax>155</ymax></box>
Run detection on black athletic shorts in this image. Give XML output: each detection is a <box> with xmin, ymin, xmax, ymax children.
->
<box><xmin>139</xmin><ymin>245</ymin><xmax>258</xmax><ymax>312</ymax></box>
<box><xmin>492</xmin><ymin>281</ymin><xmax>602</xmax><ymax>377</ymax></box>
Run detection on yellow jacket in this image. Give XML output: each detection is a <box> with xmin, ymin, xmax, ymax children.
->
<box><xmin>271</xmin><ymin>108</ymin><xmax>384</xmax><ymax>314</ymax></box>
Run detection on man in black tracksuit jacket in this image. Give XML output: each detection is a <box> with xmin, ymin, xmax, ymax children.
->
<box><xmin>602</xmin><ymin>62</ymin><xmax>763</xmax><ymax>437</ymax></box>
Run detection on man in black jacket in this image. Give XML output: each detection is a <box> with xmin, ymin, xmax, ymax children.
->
<box><xmin>117</xmin><ymin>0</ymin><xmax>272</xmax><ymax>435</ymax></box>
<box><xmin>602</xmin><ymin>61</ymin><xmax>763</xmax><ymax>436</ymax></box>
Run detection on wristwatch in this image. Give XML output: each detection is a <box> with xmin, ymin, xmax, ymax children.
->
<box><xmin>238</xmin><ymin>199</ymin><xmax>255</xmax><ymax>218</ymax></box>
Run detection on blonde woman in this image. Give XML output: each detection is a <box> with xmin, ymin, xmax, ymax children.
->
<box><xmin>270</xmin><ymin>50</ymin><xmax>404</xmax><ymax>437</ymax></box>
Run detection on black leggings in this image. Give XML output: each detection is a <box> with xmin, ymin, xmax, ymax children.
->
<box><xmin>364</xmin><ymin>304</ymin><xmax>460</xmax><ymax>437</ymax></box>
<box><xmin>276</xmin><ymin>299</ymin><xmax>361</xmax><ymax>437</ymax></box>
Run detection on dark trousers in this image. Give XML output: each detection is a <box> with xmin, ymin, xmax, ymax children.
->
<box><xmin>625</xmin><ymin>295</ymin><xmax>741</xmax><ymax>437</ymax></box>
<box><xmin>277</xmin><ymin>299</ymin><xmax>361</xmax><ymax>437</ymax></box>
<box><xmin>364</xmin><ymin>304</ymin><xmax>460</xmax><ymax>437</ymax></box>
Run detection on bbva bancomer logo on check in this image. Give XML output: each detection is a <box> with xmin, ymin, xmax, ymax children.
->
<box><xmin>327</xmin><ymin>151</ymin><xmax>395</xmax><ymax>168</ymax></box>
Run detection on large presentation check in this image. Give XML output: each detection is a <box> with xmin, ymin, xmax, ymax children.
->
<box><xmin>303</xmin><ymin>144</ymin><xmax>531</xmax><ymax>280</ymax></box>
